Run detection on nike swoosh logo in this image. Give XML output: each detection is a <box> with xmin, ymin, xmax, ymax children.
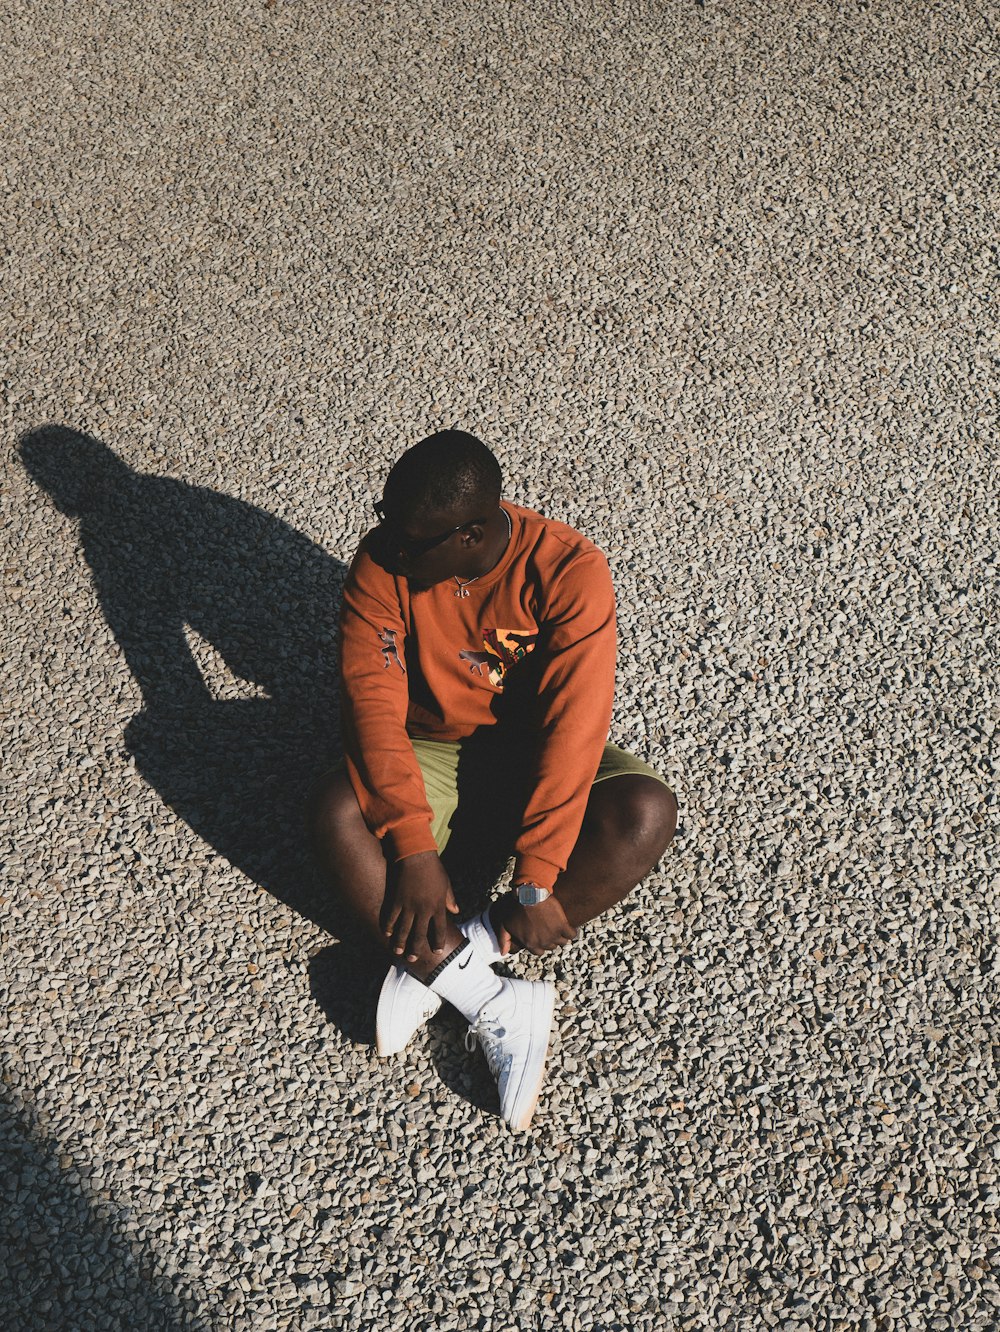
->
<box><xmin>458</xmin><ymin>953</ymin><xmax>472</xmax><ymax>969</ymax></box>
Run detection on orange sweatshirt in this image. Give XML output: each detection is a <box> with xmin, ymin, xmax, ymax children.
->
<box><xmin>339</xmin><ymin>502</ymin><xmax>617</xmax><ymax>890</ymax></box>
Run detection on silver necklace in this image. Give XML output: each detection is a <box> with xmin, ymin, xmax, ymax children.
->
<box><xmin>453</xmin><ymin>507</ymin><xmax>512</xmax><ymax>598</ymax></box>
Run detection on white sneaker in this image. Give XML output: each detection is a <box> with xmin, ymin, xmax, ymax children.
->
<box><xmin>375</xmin><ymin>965</ymin><xmax>442</xmax><ymax>1057</ymax></box>
<box><xmin>375</xmin><ymin>922</ymin><xmax>505</xmax><ymax>1057</ymax></box>
<box><xmin>465</xmin><ymin>978</ymin><xmax>555</xmax><ymax>1131</ymax></box>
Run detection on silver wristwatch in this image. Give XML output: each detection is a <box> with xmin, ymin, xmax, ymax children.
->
<box><xmin>517</xmin><ymin>883</ymin><xmax>552</xmax><ymax>906</ymax></box>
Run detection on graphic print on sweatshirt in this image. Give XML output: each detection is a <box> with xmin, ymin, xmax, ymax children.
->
<box><xmin>458</xmin><ymin>628</ymin><xmax>539</xmax><ymax>689</ymax></box>
<box><xmin>379</xmin><ymin>627</ymin><xmax>405</xmax><ymax>673</ymax></box>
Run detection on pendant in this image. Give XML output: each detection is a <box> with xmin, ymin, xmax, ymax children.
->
<box><xmin>454</xmin><ymin>584</ymin><xmax>470</xmax><ymax>598</ymax></box>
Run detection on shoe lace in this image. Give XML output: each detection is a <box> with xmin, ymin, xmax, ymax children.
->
<box><xmin>465</xmin><ymin>1013</ymin><xmax>508</xmax><ymax>1078</ymax></box>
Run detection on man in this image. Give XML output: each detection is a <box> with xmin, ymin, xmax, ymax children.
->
<box><xmin>311</xmin><ymin>430</ymin><xmax>676</xmax><ymax>1131</ymax></box>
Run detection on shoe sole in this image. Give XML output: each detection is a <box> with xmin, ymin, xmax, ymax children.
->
<box><xmin>504</xmin><ymin>980</ymin><xmax>555</xmax><ymax>1132</ymax></box>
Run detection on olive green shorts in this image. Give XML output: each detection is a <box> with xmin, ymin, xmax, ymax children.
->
<box><xmin>408</xmin><ymin>733</ymin><xmax>670</xmax><ymax>856</ymax></box>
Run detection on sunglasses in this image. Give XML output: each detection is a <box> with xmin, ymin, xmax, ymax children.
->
<box><xmin>373</xmin><ymin>500</ymin><xmax>486</xmax><ymax>558</ymax></box>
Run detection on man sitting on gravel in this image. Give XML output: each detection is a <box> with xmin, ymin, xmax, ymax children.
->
<box><xmin>311</xmin><ymin>430</ymin><xmax>676</xmax><ymax>1130</ymax></box>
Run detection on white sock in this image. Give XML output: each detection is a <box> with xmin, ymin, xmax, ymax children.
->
<box><xmin>427</xmin><ymin>942</ymin><xmax>503</xmax><ymax>1022</ymax></box>
<box><xmin>460</xmin><ymin>909</ymin><xmax>504</xmax><ymax>965</ymax></box>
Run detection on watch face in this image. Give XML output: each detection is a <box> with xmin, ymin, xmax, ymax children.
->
<box><xmin>517</xmin><ymin>884</ymin><xmax>550</xmax><ymax>906</ymax></box>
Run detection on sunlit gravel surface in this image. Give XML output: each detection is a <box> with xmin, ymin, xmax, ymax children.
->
<box><xmin>1</xmin><ymin>1</ymin><xmax>997</xmax><ymax>1328</ymax></box>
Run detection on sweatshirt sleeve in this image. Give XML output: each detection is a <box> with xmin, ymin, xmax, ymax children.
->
<box><xmin>338</xmin><ymin>537</ymin><xmax>438</xmax><ymax>861</ymax></box>
<box><xmin>513</xmin><ymin>547</ymin><xmax>617</xmax><ymax>889</ymax></box>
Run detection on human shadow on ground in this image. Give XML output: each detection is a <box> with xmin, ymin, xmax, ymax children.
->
<box><xmin>0</xmin><ymin>1093</ymin><xmax>208</xmax><ymax>1331</ymax></box>
<box><xmin>18</xmin><ymin>425</ymin><xmax>526</xmax><ymax>1107</ymax></box>
<box><xmin>18</xmin><ymin>424</ymin><xmax>349</xmax><ymax>938</ymax></box>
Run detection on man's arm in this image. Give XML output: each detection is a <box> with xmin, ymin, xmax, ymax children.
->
<box><xmin>340</xmin><ymin>540</ymin><xmax>460</xmax><ymax>959</ymax></box>
<box><xmin>493</xmin><ymin>546</ymin><xmax>616</xmax><ymax>955</ymax></box>
<box><xmin>512</xmin><ymin>546</ymin><xmax>617</xmax><ymax>890</ymax></box>
<box><xmin>339</xmin><ymin>538</ymin><xmax>438</xmax><ymax>860</ymax></box>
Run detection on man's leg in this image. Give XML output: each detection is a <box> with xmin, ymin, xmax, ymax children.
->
<box><xmin>554</xmin><ymin>774</ymin><xmax>677</xmax><ymax>928</ymax></box>
<box><xmin>309</xmin><ymin>768</ymin><xmax>557</xmax><ymax>1130</ymax></box>
<box><xmin>492</xmin><ymin>774</ymin><xmax>677</xmax><ymax>948</ymax></box>
<box><xmin>307</xmin><ymin>769</ymin><xmax>466</xmax><ymax>981</ymax></box>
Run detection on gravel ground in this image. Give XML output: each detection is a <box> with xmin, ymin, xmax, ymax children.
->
<box><xmin>1</xmin><ymin>1</ymin><xmax>997</xmax><ymax>1328</ymax></box>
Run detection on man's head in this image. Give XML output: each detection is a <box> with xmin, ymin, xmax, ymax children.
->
<box><xmin>18</xmin><ymin>424</ymin><xmax>132</xmax><ymax>517</ymax></box>
<box><xmin>373</xmin><ymin>430</ymin><xmax>506</xmax><ymax>587</ymax></box>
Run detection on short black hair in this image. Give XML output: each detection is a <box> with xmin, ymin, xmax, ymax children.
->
<box><xmin>384</xmin><ymin>429</ymin><xmax>502</xmax><ymax>521</ymax></box>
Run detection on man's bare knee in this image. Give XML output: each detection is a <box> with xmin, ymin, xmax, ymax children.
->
<box><xmin>586</xmin><ymin>776</ymin><xmax>677</xmax><ymax>862</ymax></box>
<box><xmin>308</xmin><ymin>769</ymin><xmax>367</xmax><ymax>855</ymax></box>
<box><xmin>307</xmin><ymin>770</ymin><xmax>392</xmax><ymax>942</ymax></box>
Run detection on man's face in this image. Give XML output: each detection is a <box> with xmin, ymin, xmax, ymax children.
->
<box><xmin>370</xmin><ymin>498</ymin><xmax>484</xmax><ymax>588</ymax></box>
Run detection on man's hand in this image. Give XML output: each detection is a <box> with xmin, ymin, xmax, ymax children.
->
<box><xmin>382</xmin><ymin>851</ymin><xmax>459</xmax><ymax>963</ymax></box>
<box><xmin>494</xmin><ymin>890</ymin><xmax>577</xmax><ymax>957</ymax></box>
